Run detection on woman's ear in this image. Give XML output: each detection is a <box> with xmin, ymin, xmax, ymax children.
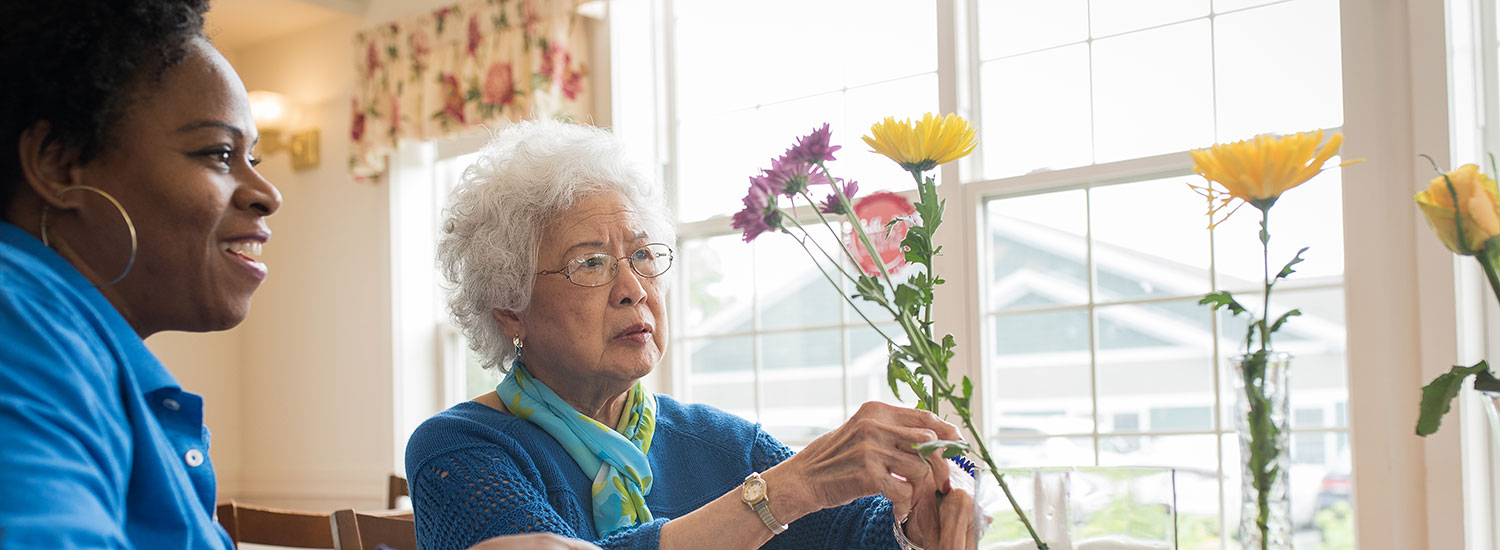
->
<box><xmin>491</xmin><ymin>308</ymin><xmax>524</xmax><ymax>342</ymax></box>
<box><xmin>16</xmin><ymin>121</ymin><xmax>85</xmax><ymax>209</ymax></box>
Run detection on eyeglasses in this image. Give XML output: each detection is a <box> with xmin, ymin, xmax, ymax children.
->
<box><xmin>536</xmin><ymin>243</ymin><xmax>675</xmax><ymax>287</ymax></box>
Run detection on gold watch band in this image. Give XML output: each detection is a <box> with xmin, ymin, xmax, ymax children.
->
<box><xmin>741</xmin><ymin>472</ymin><xmax>788</xmax><ymax>535</ymax></box>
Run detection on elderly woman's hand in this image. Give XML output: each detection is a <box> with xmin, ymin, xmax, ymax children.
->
<box><xmin>765</xmin><ymin>402</ymin><xmax>964</xmax><ymax>523</ymax></box>
<box><xmin>468</xmin><ymin>533</ymin><xmax>602</xmax><ymax>550</ymax></box>
<box><xmin>903</xmin><ymin>460</ymin><xmax>979</xmax><ymax>550</ymax></box>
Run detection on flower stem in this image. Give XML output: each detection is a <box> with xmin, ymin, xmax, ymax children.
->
<box><xmin>1480</xmin><ymin>238</ymin><xmax>1500</xmax><ymax>303</ymax></box>
<box><xmin>781</xmin><ymin>224</ymin><xmax>900</xmax><ymax>345</ymax></box>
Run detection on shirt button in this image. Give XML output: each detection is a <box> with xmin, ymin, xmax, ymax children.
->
<box><xmin>184</xmin><ymin>449</ymin><xmax>204</xmax><ymax>467</ymax></box>
<box><xmin>162</xmin><ymin>398</ymin><xmax>181</xmax><ymax>411</ymax></box>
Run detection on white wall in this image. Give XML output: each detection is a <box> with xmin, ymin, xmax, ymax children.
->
<box><xmin>230</xmin><ymin>13</ymin><xmax>394</xmax><ymax>510</ymax></box>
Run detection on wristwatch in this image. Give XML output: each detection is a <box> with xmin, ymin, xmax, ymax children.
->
<box><xmin>739</xmin><ymin>472</ymin><xmax>788</xmax><ymax>534</ymax></box>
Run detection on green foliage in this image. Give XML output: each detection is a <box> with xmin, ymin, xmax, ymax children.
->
<box><xmin>1276</xmin><ymin>247</ymin><xmax>1309</xmax><ymax>281</ymax></box>
<box><xmin>1416</xmin><ymin>360</ymin><xmax>1494</xmax><ymax>436</ymax></box>
<box><xmin>1314</xmin><ymin>501</ymin><xmax>1355</xmax><ymax>550</ymax></box>
<box><xmin>1199</xmin><ymin>291</ymin><xmax>1247</xmax><ymax>316</ymax></box>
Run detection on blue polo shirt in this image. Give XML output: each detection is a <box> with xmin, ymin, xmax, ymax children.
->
<box><xmin>0</xmin><ymin>221</ymin><xmax>231</xmax><ymax>549</ymax></box>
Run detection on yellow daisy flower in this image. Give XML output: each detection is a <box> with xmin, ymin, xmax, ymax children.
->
<box><xmin>863</xmin><ymin>113</ymin><xmax>977</xmax><ymax>172</ymax></box>
<box><xmin>1189</xmin><ymin>130</ymin><xmax>1362</xmax><ymax>226</ymax></box>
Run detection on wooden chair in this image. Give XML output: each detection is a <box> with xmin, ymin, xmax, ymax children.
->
<box><xmin>216</xmin><ymin>500</ymin><xmax>335</xmax><ymax>548</ymax></box>
<box><xmin>386</xmin><ymin>473</ymin><xmax>409</xmax><ymax>509</ymax></box>
<box><xmin>331</xmin><ymin>508</ymin><xmax>417</xmax><ymax>550</ymax></box>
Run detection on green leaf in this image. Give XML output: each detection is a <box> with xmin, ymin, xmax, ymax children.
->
<box><xmin>962</xmin><ymin>375</ymin><xmax>973</xmax><ymax>401</ymax></box>
<box><xmin>1417</xmin><ymin>360</ymin><xmax>1492</xmax><ymax>436</ymax></box>
<box><xmin>886</xmin><ymin>354</ymin><xmax>911</xmax><ymax>401</ymax></box>
<box><xmin>1199</xmin><ymin>291</ymin><xmax>1247</xmax><ymax>316</ymax></box>
<box><xmin>894</xmin><ymin>285</ymin><xmax>922</xmax><ymax>316</ymax></box>
<box><xmin>854</xmin><ymin>275</ymin><xmax>888</xmax><ymax>307</ymax></box>
<box><xmin>912</xmin><ymin>439</ymin><xmax>971</xmax><ymax>458</ymax></box>
<box><xmin>1268</xmin><ymin>309</ymin><xmax>1302</xmax><ymax>335</ymax></box>
<box><xmin>1276</xmin><ymin>247</ymin><xmax>1310</xmax><ymax>281</ymax></box>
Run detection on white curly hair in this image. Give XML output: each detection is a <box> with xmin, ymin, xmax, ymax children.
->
<box><xmin>437</xmin><ymin>119</ymin><xmax>675</xmax><ymax>372</ymax></box>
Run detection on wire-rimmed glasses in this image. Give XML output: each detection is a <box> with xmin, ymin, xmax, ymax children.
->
<box><xmin>536</xmin><ymin>243</ymin><xmax>675</xmax><ymax>287</ymax></box>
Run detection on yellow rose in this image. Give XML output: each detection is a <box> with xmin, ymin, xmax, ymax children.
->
<box><xmin>1416</xmin><ymin>163</ymin><xmax>1500</xmax><ymax>255</ymax></box>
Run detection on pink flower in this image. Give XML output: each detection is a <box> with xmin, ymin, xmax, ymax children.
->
<box><xmin>732</xmin><ymin>178</ymin><xmax>781</xmax><ymax>242</ymax></box>
<box><xmin>562</xmin><ymin>69</ymin><xmax>584</xmax><ymax>101</ymax></box>
<box><xmin>787</xmin><ymin>123</ymin><xmax>841</xmax><ymax>164</ymax></box>
<box><xmin>365</xmin><ymin>41</ymin><xmax>380</xmax><ymax>77</ymax></box>
<box><xmin>409</xmin><ymin>30</ymin><xmax>431</xmax><ymax>72</ymax></box>
<box><xmin>350</xmin><ymin>99</ymin><xmax>366</xmax><ymax>142</ymax></box>
<box><xmin>819</xmin><ymin>178</ymin><xmax>859</xmax><ymax>215</ymax></box>
<box><xmin>441</xmin><ymin>74</ymin><xmax>466</xmax><ymax>124</ymax></box>
<box><xmin>540</xmin><ymin>44</ymin><xmax>570</xmax><ymax>80</ymax></box>
<box><xmin>483</xmin><ymin>62</ymin><xmax>516</xmax><ymax>106</ymax></box>
<box><xmin>761</xmin><ymin>153</ymin><xmax>830</xmax><ymax>198</ymax></box>
<box><xmin>467</xmin><ymin>15</ymin><xmax>482</xmax><ymax>56</ymax></box>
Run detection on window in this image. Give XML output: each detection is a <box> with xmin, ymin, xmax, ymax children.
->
<box><xmin>650</xmin><ymin>0</ymin><xmax>1353</xmax><ymax>547</ymax></box>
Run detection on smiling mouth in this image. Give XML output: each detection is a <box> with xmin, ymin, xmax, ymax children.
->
<box><xmin>222</xmin><ymin>240</ymin><xmax>268</xmax><ymax>279</ymax></box>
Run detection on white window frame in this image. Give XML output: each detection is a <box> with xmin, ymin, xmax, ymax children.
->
<box><xmin>622</xmin><ymin>1</ymin><xmax>1473</xmax><ymax>549</ymax></box>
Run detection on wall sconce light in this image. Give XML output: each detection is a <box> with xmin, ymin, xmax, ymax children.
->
<box><xmin>248</xmin><ymin>90</ymin><xmax>320</xmax><ymax>171</ymax></box>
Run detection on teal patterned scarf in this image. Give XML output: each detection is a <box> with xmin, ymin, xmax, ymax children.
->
<box><xmin>496</xmin><ymin>362</ymin><xmax>656</xmax><ymax>538</ymax></box>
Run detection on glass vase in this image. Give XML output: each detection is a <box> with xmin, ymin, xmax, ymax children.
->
<box><xmin>976</xmin><ymin>467</ymin><xmax>1177</xmax><ymax>550</ymax></box>
<box><xmin>1230</xmin><ymin>352</ymin><xmax>1293</xmax><ymax>550</ymax></box>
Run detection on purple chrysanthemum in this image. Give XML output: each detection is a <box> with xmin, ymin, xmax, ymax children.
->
<box><xmin>762</xmin><ymin>154</ymin><xmax>831</xmax><ymax>197</ymax></box>
<box><xmin>819</xmin><ymin>178</ymin><xmax>860</xmax><ymax>215</ymax></box>
<box><xmin>786</xmin><ymin>123</ymin><xmax>842</xmax><ymax>164</ymax></box>
<box><xmin>732</xmin><ymin>176</ymin><xmax>781</xmax><ymax>242</ymax></box>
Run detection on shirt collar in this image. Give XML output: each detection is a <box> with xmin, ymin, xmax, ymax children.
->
<box><xmin>0</xmin><ymin>221</ymin><xmax>180</xmax><ymax>394</ymax></box>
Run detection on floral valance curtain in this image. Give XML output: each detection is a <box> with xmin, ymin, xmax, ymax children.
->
<box><xmin>351</xmin><ymin>0</ymin><xmax>591</xmax><ymax>182</ymax></box>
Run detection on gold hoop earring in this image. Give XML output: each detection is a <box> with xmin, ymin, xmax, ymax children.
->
<box><xmin>39</xmin><ymin>185</ymin><xmax>138</xmax><ymax>288</ymax></box>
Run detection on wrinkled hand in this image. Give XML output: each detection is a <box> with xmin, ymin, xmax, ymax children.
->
<box><xmin>467</xmin><ymin>533</ymin><xmax>602</xmax><ymax>550</ymax></box>
<box><xmin>905</xmin><ymin>461</ymin><xmax>978</xmax><ymax>550</ymax></box>
<box><xmin>769</xmin><ymin>402</ymin><xmax>963</xmax><ymax>522</ymax></box>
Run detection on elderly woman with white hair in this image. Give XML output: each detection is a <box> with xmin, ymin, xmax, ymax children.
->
<box><xmin>406</xmin><ymin>119</ymin><xmax>978</xmax><ymax>550</ymax></box>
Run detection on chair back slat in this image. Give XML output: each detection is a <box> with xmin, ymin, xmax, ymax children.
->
<box><xmin>386</xmin><ymin>474</ymin><xmax>409</xmax><ymax>510</ymax></box>
<box><xmin>332</xmin><ymin>508</ymin><xmax>416</xmax><ymax>550</ymax></box>
<box><xmin>217</xmin><ymin>500</ymin><xmax>335</xmax><ymax>548</ymax></box>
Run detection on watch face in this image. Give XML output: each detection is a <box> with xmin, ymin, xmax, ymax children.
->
<box><xmin>742</xmin><ymin>479</ymin><xmax>765</xmax><ymax>502</ymax></box>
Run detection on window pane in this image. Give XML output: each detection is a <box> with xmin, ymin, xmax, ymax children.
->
<box><xmin>1090</xmin><ymin>0</ymin><xmax>1208</xmax><ymax>37</ymax></box>
<box><xmin>676</xmin><ymin>109</ymin><xmax>769</xmax><ymax>222</ymax></box>
<box><xmin>846</xmin><ymin>323</ymin><xmax>907</xmax><ymax>408</ymax></box>
<box><xmin>1092</xmin><ymin>20</ymin><xmax>1215</xmax><ymax>162</ymax></box>
<box><xmin>1096</xmin><ymin>299</ymin><xmax>1216</xmax><ymax>433</ymax></box>
<box><xmin>988</xmin><ymin>437</ymin><xmax>1097</xmax><ymax>467</ymax></box>
<box><xmin>988</xmin><ymin>309</ymin><xmax>1094</xmax><ymax>435</ymax></box>
<box><xmin>978</xmin><ymin>0</ymin><xmax>1088</xmax><ymax>60</ymax></box>
<box><xmin>1089</xmin><ymin>177</ymin><xmax>1213</xmax><ymax>301</ymax></box>
<box><xmin>1213</xmin><ymin>166</ymin><xmax>1345</xmax><ymax>290</ymax></box>
<box><xmin>1214</xmin><ymin>0</ymin><xmax>1343</xmax><ymax>141</ymax></box>
<box><xmin>1097</xmin><ymin>436</ymin><xmax>1226</xmax><ymax>548</ymax></box>
<box><xmin>682</xmin><ymin>235</ymin><xmax>755</xmax><ymax>336</ymax></box>
<box><xmin>760</xmin><ymin>330</ymin><xmax>844</xmax><ymax>446</ymax></box>
<box><xmin>980</xmin><ymin>45</ymin><xmax>1093</xmax><ymax>179</ymax></box>
<box><xmin>673</xmin><ymin>0</ymin><xmax>841</xmax><ymax>118</ymax></box>
<box><xmin>1215</xmin><ymin>0</ymin><xmax>1288</xmax><ymax>13</ymax></box>
<box><xmin>986</xmin><ymin>190</ymin><xmax>1090</xmax><ymax>310</ymax></box>
<box><xmin>1216</xmin><ymin>287</ymin><xmax>1347</xmax><ymax>430</ymax></box>
<box><xmin>756</xmin><ymin>234</ymin><xmax>842</xmax><ymax>330</ymax></box>
<box><xmin>840</xmin><ymin>0</ymin><xmax>937</xmax><ymax>86</ymax></box>
<box><xmin>684</xmin><ymin>335</ymin><xmax>755</xmax><ymax>419</ymax></box>
<box><xmin>844</xmin><ymin>75</ymin><xmax>940</xmax><ymax>193</ymax></box>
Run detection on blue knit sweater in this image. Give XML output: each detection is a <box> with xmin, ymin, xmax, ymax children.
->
<box><xmin>405</xmin><ymin>395</ymin><xmax>900</xmax><ymax>550</ymax></box>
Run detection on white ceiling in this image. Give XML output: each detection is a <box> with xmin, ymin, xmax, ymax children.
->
<box><xmin>205</xmin><ymin>0</ymin><xmax>363</xmax><ymax>51</ymax></box>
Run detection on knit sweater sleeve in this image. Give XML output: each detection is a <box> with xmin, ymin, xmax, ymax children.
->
<box><xmin>409</xmin><ymin>446</ymin><xmax>665</xmax><ymax>550</ymax></box>
<box><xmin>748</xmin><ymin>430</ymin><xmax>899</xmax><ymax>550</ymax></box>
